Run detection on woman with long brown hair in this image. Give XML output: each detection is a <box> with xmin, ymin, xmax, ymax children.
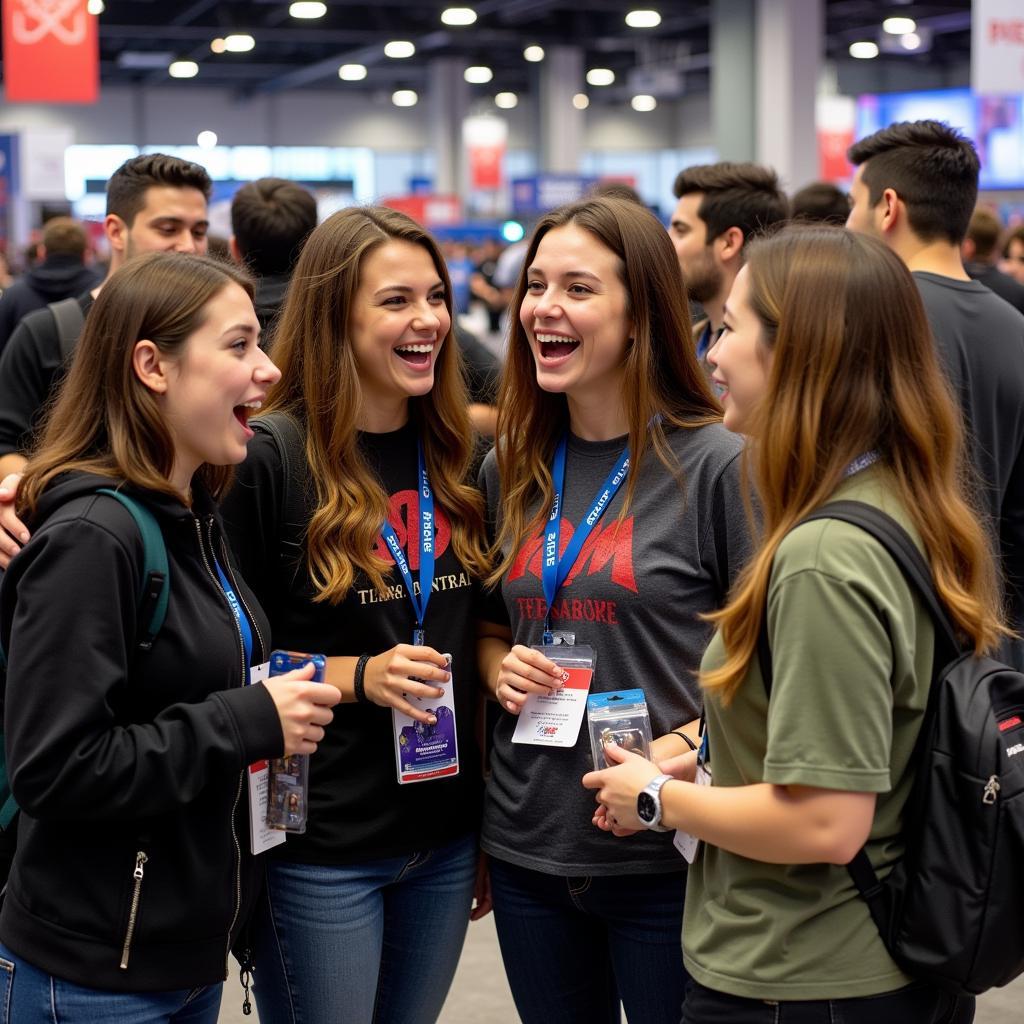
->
<box><xmin>476</xmin><ymin>196</ymin><xmax>752</xmax><ymax>1023</ymax></box>
<box><xmin>0</xmin><ymin>252</ymin><xmax>338</xmax><ymax>1022</ymax></box>
<box><xmin>585</xmin><ymin>225</ymin><xmax>994</xmax><ymax>1022</ymax></box>
<box><xmin>218</xmin><ymin>206</ymin><xmax>491</xmax><ymax>1023</ymax></box>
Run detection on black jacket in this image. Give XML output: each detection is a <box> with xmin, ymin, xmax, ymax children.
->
<box><xmin>0</xmin><ymin>472</ymin><xmax>283</xmax><ymax>991</ymax></box>
<box><xmin>0</xmin><ymin>257</ymin><xmax>99</xmax><ymax>354</ymax></box>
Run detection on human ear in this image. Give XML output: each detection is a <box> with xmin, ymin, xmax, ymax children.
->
<box><xmin>105</xmin><ymin>213</ymin><xmax>129</xmax><ymax>254</ymax></box>
<box><xmin>132</xmin><ymin>339</ymin><xmax>169</xmax><ymax>394</ymax></box>
<box><xmin>879</xmin><ymin>188</ymin><xmax>900</xmax><ymax>233</ymax></box>
<box><xmin>718</xmin><ymin>226</ymin><xmax>745</xmax><ymax>264</ymax></box>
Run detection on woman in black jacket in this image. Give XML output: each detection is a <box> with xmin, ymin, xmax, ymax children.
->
<box><xmin>0</xmin><ymin>252</ymin><xmax>340</xmax><ymax>1023</ymax></box>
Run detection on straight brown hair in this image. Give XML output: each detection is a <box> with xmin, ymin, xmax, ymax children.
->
<box><xmin>261</xmin><ymin>206</ymin><xmax>488</xmax><ymax>603</ymax></box>
<box><xmin>701</xmin><ymin>226</ymin><xmax>1005</xmax><ymax>703</ymax></box>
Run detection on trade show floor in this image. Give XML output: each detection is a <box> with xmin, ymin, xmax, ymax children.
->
<box><xmin>218</xmin><ymin>912</ymin><xmax>1020</xmax><ymax>1023</ymax></box>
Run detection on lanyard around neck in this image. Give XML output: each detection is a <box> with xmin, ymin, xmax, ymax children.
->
<box><xmin>542</xmin><ymin>433</ymin><xmax>630</xmax><ymax>641</ymax></box>
<box><xmin>379</xmin><ymin>440</ymin><xmax>435</xmax><ymax>644</ymax></box>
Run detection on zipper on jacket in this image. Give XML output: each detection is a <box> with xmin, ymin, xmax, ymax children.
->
<box><xmin>983</xmin><ymin>775</ymin><xmax>1000</xmax><ymax>805</ymax></box>
<box><xmin>119</xmin><ymin>850</ymin><xmax>148</xmax><ymax>969</ymax></box>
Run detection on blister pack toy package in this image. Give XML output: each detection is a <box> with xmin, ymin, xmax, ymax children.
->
<box><xmin>267</xmin><ymin>650</ymin><xmax>326</xmax><ymax>833</ymax></box>
<box><xmin>586</xmin><ymin>689</ymin><xmax>653</xmax><ymax>770</ymax></box>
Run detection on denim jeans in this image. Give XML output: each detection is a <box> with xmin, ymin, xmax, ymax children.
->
<box><xmin>0</xmin><ymin>942</ymin><xmax>222</xmax><ymax>1024</ymax></box>
<box><xmin>252</xmin><ymin>833</ymin><xmax>476</xmax><ymax>1024</ymax></box>
<box><xmin>489</xmin><ymin>857</ymin><xmax>688</xmax><ymax>1024</ymax></box>
<box><xmin>681</xmin><ymin>980</ymin><xmax>975</xmax><ymax>1024</ymax></box>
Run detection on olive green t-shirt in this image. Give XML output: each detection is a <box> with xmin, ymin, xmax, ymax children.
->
<box><xmin>683</xmin><ymin>468</ymin><xmax>934</xmax><ymax>1000</ymax></box>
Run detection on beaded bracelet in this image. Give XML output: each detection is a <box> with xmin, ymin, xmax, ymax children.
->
<box><xmin>353</xmin><ymin>653</ymin><xmax>372</xmax><ymax>703</ymax></box>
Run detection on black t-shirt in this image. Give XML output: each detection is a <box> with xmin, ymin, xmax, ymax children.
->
<box><xmin>220</xmin><ymin>421</ymin><xmax>483</xmax><ymax>864</ymax></box>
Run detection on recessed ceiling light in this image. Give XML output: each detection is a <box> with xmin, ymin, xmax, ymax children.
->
<box><xmin>223</xmin><ymin>34</ymin><xmax>255</xmax><ymax>53</ymax></box>
<box><xmin>210</xmin><ymin>38</ymin><xmax>227</xmax><ymax>54</ymax></box>
<box><xmin>339</xmin><ymin>63</ymin><xmax>368</xmax><ymax>81</ymax></box>
<box><xmin>523</xmin><ymin>45</ymin><xmax>545</xmax><ymax>62</ymax></box>
<box><xmin>883</xmin><ymin>17</ymin><xmax>916</xmax><ymax>35</ymax></box>
<box><xmin>495</xmin><ymin>92</ymin><xmax>518</xmax><ymax>109</ymax></box>
<box><xmin>385</xmin><ymin>40</ymin><xmax>416</xmax><ymax>59</ymax></box>
<box><xmin>289</xmin><ymin>1</ymin><xmax>326</xmax><ymax>18</ymax></box>
<box><xmin>392</xmin><ymin>89</ymin><xmax>419</xmax><ymax>107</ymax></box>
<box><xmin>900</xmin><ymin>32</ymin><xmax>922</xmax><ymax>51</ymax></box>
<box><xmin>87</xmin><ymin>0</ymin><xmax>104</xmax><ymax>14</ymax></box>
<box><xmin>464</xmin><ymin>66</ymin><xmax>493</xmax><ymax>84</ymax></box>
<box><xmin>586</xmin><ymin>68</ymin><xmax>615</xmax><ymax>87</ymax></box>
<box><xmin>441</xmin><ymin>8</ymin><xmax>477</xmax><ymax>26</ymax></box>
<box><xmin>631</xmin><ymin>94</ymin><xmax>657</xmax><ymax>112</ymax></box>
<box><xmin>625</xmin><ymin>10</ymin><xmax>661</xmax><ymax>29</ymax></box>
<box><xmin>849</xmin><ymin>41</ymin><xmax>879</xmax><ymax>59</ymax></box>
<box><xmin>197</xmin><ymin>130</ymin><xmax>218</xmax><ymax>149</ymax></box>
<box><xmin>169</xmin><ymin>60</ymin><xmax>199</xmax><ymax>79</ymax></box>
<box><xmin>572</xmin><ymin>93</ymin><xmax>589</xmax><ymax>110</ymax></box>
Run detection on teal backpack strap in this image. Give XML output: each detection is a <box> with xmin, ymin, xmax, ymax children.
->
<box><xmin>96</xmin><ymin>488</ymin><xmax>169</xmax><ymax>650</ymax></box>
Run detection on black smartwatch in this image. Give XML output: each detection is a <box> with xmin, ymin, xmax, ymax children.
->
<box><xmin>637</xmin><ymin>774</ymin><xmax>673</xmax><ymax>832</ymax></box>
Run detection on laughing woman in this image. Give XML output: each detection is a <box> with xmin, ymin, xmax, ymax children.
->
<box><xmin>0</xmin><ymin>253</ymin><xmax>340</xmax><ymax>1024</ymax></box>
<box><xmin>219</xmin><ymin>207</ymin><xmax>491</xmax><ymax>1024</ymax></box>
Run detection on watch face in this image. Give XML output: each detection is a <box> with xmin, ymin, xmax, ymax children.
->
<box><xmin>637</xmin><ymin>791</ymin><xmax>656</xmax><ymax>824</ymax></box>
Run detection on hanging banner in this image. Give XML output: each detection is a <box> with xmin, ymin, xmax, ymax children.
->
<box><xmin>463</xmin><ymin>116</ymin><xmax>507</xmax><ymax>191</ymax></box>
<box><xmin>972</xmin><ymin>0</ymin><xmax>1024</xmax><ymax>96</ymax></box>
<box><xmin>2</xmin><ymin>0</ymin><xmax>99</xmax><ymax>103</ymax></box>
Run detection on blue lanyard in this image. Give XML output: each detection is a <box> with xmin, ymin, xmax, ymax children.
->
<box><xmin>214</xmin><ymin>558</ymin><xmax>254</xmax><ymax>683</ymax></box>
<box><xmin>379</xmin><ymin>441</ymin><xmax>435</xmax><ymax>645</ymax></box>
<box><xmin>542</xmin><ymin>433</ymin><xmax>630</xmax><ymax>641</ymax></box>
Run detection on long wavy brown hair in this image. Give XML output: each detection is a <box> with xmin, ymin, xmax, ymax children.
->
<box><xmin>488</xmin><ymin>195</ymin><xmax>722</xmax><ymax>585</ymax></box>
<box><xmin>702</xmin><ymin>226</ymin><xmax>1005</xmax><ymax>703</ymax></box>
<box><xmin>261</xmin><ymin>206</ymin><xmax>488</xmax><ymax>603</ymax></box>
<box><xmin>20</xmin><ymin>252</ymin><xmax>254</xmax><ymax>517</ymax></box>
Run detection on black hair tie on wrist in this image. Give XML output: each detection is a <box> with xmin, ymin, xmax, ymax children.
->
<box><xmin>354</xmin><ymin>653</ymin><xmax>372</xmax><ymax>704</ymax></box>
<box><xmin>671</xmin><ymin>730</ymin><xmax>698</xmax><ymax>751</ymax></box>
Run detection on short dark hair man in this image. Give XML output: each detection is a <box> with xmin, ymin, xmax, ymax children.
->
<box><xmin>669</xmin><ymin>162</ymin><xmax>788</xmax><ymax>364</ymax></box>
<box><xmin>963</xmin><ymin>206</ymin><xmax>1024</xmax><ymax>315</ymax></box>
<box><xmin>229</xmin><ymin>177</ymin><xmax>317</xmax><ymax>332</ymax></box>
<box><xmin>847</xmin><ymin>119</ymin><xmax>1024</xmax><ymax>664</ymax></box>
<box><xmin>0</xmin><ymin>154</ymin><xmax>212</xmax><ymax>478</ymax></box>
<box><xmin>0</xmin><ymin>217</ymin><xmax>98</xmax><ymax>354</ymax></box>
<box><xmin>789</xmin><ymin>182</ymin><xmax>850</xmax><ymax>225</ymax></box>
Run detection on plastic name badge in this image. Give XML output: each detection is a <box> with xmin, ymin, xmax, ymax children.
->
<box><xmin>392</xmin><ymin>654</ymin><xmax>459</xmax><ymax>784</ymax></box>
<box><xmin>512</xmin><ymin>645</ymin><xmax>595</xmax><ymax>748</ymax></box>
<box><xmin>586</xmin><ymin>688</ymin><xmax>652</xmax><ymax>770</ymax></box>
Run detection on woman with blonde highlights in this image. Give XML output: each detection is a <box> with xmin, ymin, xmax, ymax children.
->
<box><xmin>219</xmin><ymin>206</ymin><xmax>491</xmax><ymax>1024</ymax></box>
<box><xmin>585</xmin><ymin>226</ymin><xmax>995</xmax><ymax>1023</ymax></box>
<box><xmin>477</xmin><ymin>196</ymin><xmax>752</xmax><ymax>1023</ymax></box>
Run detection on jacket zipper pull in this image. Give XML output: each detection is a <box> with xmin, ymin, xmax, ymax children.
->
<box><xmin>983</xmin><ymin>775</ymin><xmax>1000</xmax><ymax>805</ymax></box>
<box><xmin>119</xmin><ymin>850</ymin><xmax>148</xmax><ymax>970</ymax></box>
<box><xmin>238</xmin><ymin>946</ymin><xmax>255</xmax><ymax>1015</ymax></box>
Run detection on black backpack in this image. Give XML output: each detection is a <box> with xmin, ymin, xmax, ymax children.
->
<box><xmin>758</xmin><ymin>500</ymin><xmax>1024</xmax><ymax>996</ymax></box>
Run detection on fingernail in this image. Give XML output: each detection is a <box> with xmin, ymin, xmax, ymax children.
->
<box><xmin>19</xmin><ymin>532</ymin><xmax>28</xmax><ymax>542</ymax></box>
<box><xmin>428</xmin><ymin>716</ymin><xmax>437</xmax><ymax>725</ymax></box>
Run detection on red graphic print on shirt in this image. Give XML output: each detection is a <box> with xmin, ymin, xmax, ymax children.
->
<box><xmin>371</xmin><ymin>489</ymin><xmax>452</xmax><ymax>568</ymax></box>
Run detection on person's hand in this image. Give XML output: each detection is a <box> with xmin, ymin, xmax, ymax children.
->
<box><xmin>582</xmin><ymin>742</ymin><xmax>663</xmax><ymax>832</ymax></box>
<box><xmin>364</xmin><ymin>644</ymin><xmax>451</xmax><ymax>725</ymax></box>
<box><xmin>493</xmin><ymin>644</ymin><xmax>563</xmax><ymax>715</ymax></box>
<box><xmin>0</xmin><ymin>473</ymin><xmax>28</xmax><ymax>569</ymax></box>
<box><xmin>591</xmin><ymin>750</ymin><xmax>697</xmax><ymax>837</ymax></box>
<box><xmin>263</xmin><ymin>661</ymin><xmax>342</xmax><ymax>756</ymax></box>
<box><xmin>470</xmin><ymin>850</ymin><xmax>492</xmax><ymax>921</ymax></box>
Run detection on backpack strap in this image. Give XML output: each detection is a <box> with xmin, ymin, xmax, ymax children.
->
<box><xmin>95</xmin><ymin>489</ymin><xmax>169</xmax><ymax>650</ymax></box>
<box><xmin>48</xmin><ymin>297</ymin><xmax>86</xmax><ymax>365</ymax></box>
<box><xmin>756</xmin><ymin>499</ymin><xmax>963</xmax><ymax>943</ymax></box>
<box><xmin>251</xmin><ymin>412</ymin><xmax>308</xmax><ymax>583</ymax></box>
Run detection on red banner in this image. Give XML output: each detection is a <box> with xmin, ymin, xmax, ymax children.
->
<box><xmin>3</xmin><ymin>0</ymin><xmax>99</xmax><ymax>103</ymax></box>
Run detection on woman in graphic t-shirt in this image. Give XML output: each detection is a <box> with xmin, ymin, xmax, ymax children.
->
<box><xmin>476</xmin><ymin>196</ymin><xmax>753</xmax><ymax>1024</ymax></box>
<box><xmin>585</xmin><ymin>226</ymin><xmax>995</xmax><ymax>1023</ymax></box>
<box><xmin>219</xmin><ymin>207</ymin><xmax>492</xmax><ymax>1024</ymax></box>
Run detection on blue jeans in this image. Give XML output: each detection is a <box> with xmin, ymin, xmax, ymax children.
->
<box><xmin>0</xmin><ymin>942</ymin><xmax>221</xmax><ymax>1024</ymax></box>
<box><xmin>252</xmin><ymin>834</ymin><xmax>476</xmax><ymax>1024</ymax></box>
<box><xmin>489</xmin><ymin>857</ymin><xmax>688</xmax><ymax>1024</ymax></box>
<box><xmin>681</xmin><ymin>980</ymin><xmax>975</xmax><ymax>1024</ymax></box>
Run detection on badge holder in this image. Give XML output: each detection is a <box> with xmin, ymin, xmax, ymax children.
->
<box><xmin>585</xmin><ymin>689</ymin><xmax>653</xmax><ymax>770</ymax></box>
<box><xmin>266</xmin><ymin>650</ymin><xmax>326</xmax><ymax>833</ymax></box>
<box><xmin>392</xmin><ymin>653</ymin><xmax>459</xmax><ymax>784</ymax></box>
<box><xmin>511</xmin><ymin>643</ymin><xmax>596</xmax><ymax>748</ymax></box>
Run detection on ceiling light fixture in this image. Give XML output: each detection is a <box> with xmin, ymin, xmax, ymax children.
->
<box><xmin>586</xmin><ymin>68</ymin><xmax>615</xmax><ymax>86</ymax></box>
<box><xmin>223</xmin><ymin>34</ymin><xmax>255</xmax><ymax>53</ymax></box>
<box><xmin>523</xmin><ymin>45</ymin><xmax>545</xmax><ymax>62</ymax></box>
<box><xmin>900</xmin><ymin>32</ymin><xmax>922</xmax><ymax>51</ymax></box>
<box><xmin>392</xmin><ymin>89</ymin><xmax>419</xmax><ymax>107</ymax></box>
<box><xmin>625</xmin><ymin>10</ymin><xmax>661</xmax><ymax>29</ymax></box>
<box><xmin>196</xmin><ymin>130</ymin><xmax>218</xmax><ymax>149</ymax></box>
<box><xmin>572</xmin><ymin>93</ymin><xmax>589</xmax><ymax>110</ymax></box>
<box><xmin>441</xmin><ymin>8</ymin><xmax>477</xmax><ymax>26</ymax></box>
<box><xmin>495</xmin><ymin>92</ymin><xmax>518</xmax><ymax>109</ymax></box>
<box><xmin>169</xmin><ymin>60</ymin><xmax>199</xmax><ymax>79</ymax></box>
<box><xmin>385</xmin><ymin>40</ymin><xmax>416</xmax><ymax>58</ymax></box>
<box><xmin>464</xmin><ymin>66</ymin><xmax>493</xmax><ymax>84</ymax></box>
<box><xmin>86</xmin><ymin>0</ymin><xmax>104</xmax><ymax>14</ymax></box>
<box><xmin>631</xmin><ymin>94</ymin><xmax>657</xmax><ymax>112</ymax></box>
<box><xmin>339</xmin><ymin>63</ymin><xmax>368</xmax><ymax>80</ymax></box>
<box><xmin>882</xmin><ymin>17</ymin><xmax>916</xmax><ymax>35</ymax></box>
<box><xmin>289</xmin><ymin>1</ymin><xmax>326</xmax><ymax>17</ymax></box>
<box><xmin>849</xmin><ymin>41</ymin><xmax>879</xmax><ymax>59</ymax></box>
<box><xmin>210</xmin><ymin>38</ymin><xmax>227</xmax><ymax>54</ymax></box>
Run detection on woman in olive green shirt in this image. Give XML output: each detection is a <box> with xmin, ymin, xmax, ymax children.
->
<box><xmin>584</xmin><ymin>226</ymin><xmax>1001</xmax><ymax>1023</ymax></box>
